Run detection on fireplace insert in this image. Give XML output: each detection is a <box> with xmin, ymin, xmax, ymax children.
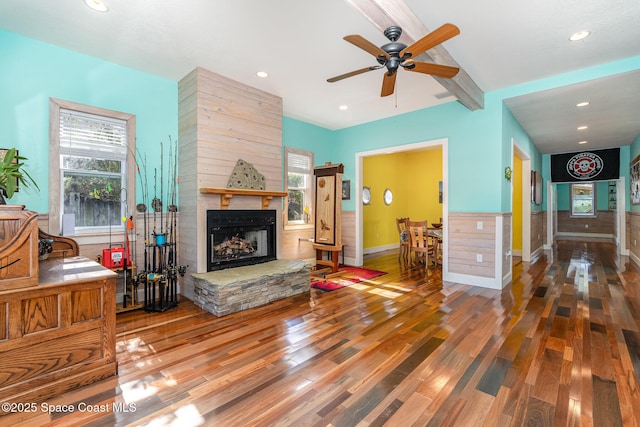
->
<box><xmin>206</xmin><ymin>209</ymin><xmax>276</xmax><ymax>271</ymax></box>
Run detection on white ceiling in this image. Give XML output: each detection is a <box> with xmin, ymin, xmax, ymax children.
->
<box><xmin>1</xmin><ymin>0</ymin><xmax>639</xmax><ymax>154</ymax></box>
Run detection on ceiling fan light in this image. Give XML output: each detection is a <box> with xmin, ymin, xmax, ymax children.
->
<box><xmin>569</xmin><ymin>31</ymin><xmax>590</xmax><ymax>41</ymax></box>
<box><xmin>84</xmin><ymin>0</ymin><xmax>109</xmax><ymax>12</ymax></box>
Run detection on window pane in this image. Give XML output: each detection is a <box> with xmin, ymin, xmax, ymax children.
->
<box><xmin>572</xmin><ymin>183</ymin><xmax>594</xmax><ymax>215</ymax></box>
<box><xmin>64</xmin><ymin>173</ymin><xmax>123</xmax><ymax>227</ymax></box>
<box><xmin>285</xmin><ymin>147</ymin><xmax>313</xmax><ymax>225</ymax></box>
<box><xmin>288</xmin><ymin>172</ymin><xmax>306</xmax><ymax>189</ymax></box>
<box><xmin>288</xmin><ymin>189</ymin><xmax>304</xmax><ymax>221</ymax></box>
<box><xmin>62</xmin><ymin>155</ymin><xmax>122</xmax><ymax>173</ymax></box>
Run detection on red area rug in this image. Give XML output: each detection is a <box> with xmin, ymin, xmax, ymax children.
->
<box><xmin>310</xmin><ymin>266</ymin><xmax>387</xmax><ymax>291</ymax></box>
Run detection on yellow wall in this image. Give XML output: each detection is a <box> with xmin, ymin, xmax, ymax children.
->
<box><xmin>512</xmin><ymin>154</ymin><xmax>522</xmax><ymax>251</ymax></box>
<box><xmin>363</xmin><ymin>148</ymin><xmax>442</xmax><ymax>250</ymax></box>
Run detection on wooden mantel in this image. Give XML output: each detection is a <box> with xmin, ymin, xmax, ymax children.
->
<box><xmin>199</xmin><ymin>187</ymin><xmax>287</xmax><ymax>210</ymax></box>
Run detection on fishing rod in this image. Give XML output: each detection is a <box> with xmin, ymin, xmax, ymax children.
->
<box><xmin>135</xmin><ymin>148</ymin><xmax>149</xmax><ymax>272</ymax></box>
<box><xmin>166</xmin><ymin>138</ymin><xmax>173</xmax><ymax>238</ymax></box>
<box><xmin>152</xmin><ymin>167</ymin><xmax>158</xmax><ymax>272</ymax></box>
<box><xmin>121</xmin><ymin>188</ymin><xmax>130</xmax><ymax>308</ymax></box>
<box><xmin>160</xmin><ymin>140</ymin><xmax>164</xmax><ymax>238</ymax></box>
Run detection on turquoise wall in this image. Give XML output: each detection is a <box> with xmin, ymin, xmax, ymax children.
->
<box><xmin>332</xmin><ymin>96</ymin><xmax>504</xmax><ymax>212</ymax></box>
<box><xmin>0</xmin><ymin>30</ymin><xmax>177</xmax><ymax>212</ymax></box>
<box><xmin>282</xmin><ymin>117</ymin><xmax>334</xmax><ymax>167</ymax></box>
<box><xmin>3</xmin><ymin>26</ymin><xmax>639</xmax><ymax>218</ymax></box>
<box><xmin>501</xmin><ymin>104</ymin><xmax>542</xmax><ymax>212</ymax></box>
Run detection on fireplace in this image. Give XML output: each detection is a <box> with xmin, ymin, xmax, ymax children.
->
<box><xmin>206</xmin><ymin>209</ymin><xmax>276</xmax><ymax>271</ymax></box>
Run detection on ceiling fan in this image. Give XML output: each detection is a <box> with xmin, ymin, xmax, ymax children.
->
<box><xmin>327</xmin><ymin>24</ymin><xmax>460</xmax><ymax>97</ymax></box>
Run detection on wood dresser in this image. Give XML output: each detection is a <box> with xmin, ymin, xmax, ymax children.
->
<box><xmin>0</xmin><ymin>256</ymin><xmax>118</xmax><ymax>403</ymax></box>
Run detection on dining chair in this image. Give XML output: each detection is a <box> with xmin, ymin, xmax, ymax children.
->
<box><xmin>395</xmin><ymin>217</ymin><xmax>409</xmax><ymax>265</ymax></box>
<box><xmin>406</xmin><ymin>219</ymin><xmax>435</xmax><ymax>271</ymax></box>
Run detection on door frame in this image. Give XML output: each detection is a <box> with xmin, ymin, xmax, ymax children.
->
<box><xmin>513</xmin><ymin>140</ymin><xmax>532</xmax><ymax>262</ymax></box>
<box><xmin>355</xmin><ymin>138</ymin><xmax>448</xmax><ymax>267</ymax></box>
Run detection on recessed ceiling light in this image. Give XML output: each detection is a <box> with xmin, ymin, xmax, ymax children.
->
<box><xmin>569</xmin><ymin>31</ymin><xmax>590</xmax><ymax>41</ymax></box>
<box><xmin>84</xmin><ymin>0</ymin><xmax>109</xmax><ymax>12</ymax></box>
<box><xmin>578</xmin><ymin>140</ymin><xmax>588</xmax><ymax>145</ymax></box>
<box><xmin>338</xmin><ymin>105</ymin><xmax>349</xmax><ymax>111</ymax></box>
<box><xmin>577</xmin><ymin>126</ymin><xmax>588</xmax><ymax>130</ymax></box>
<box><xmin>576</xmin><ymin>101</ymin><xmax>590</xmax><ymax>107</ymax></box>
<box><xmin>256</xmin><ymin>71</ymin><xmax>268</xmax><ymax>78</ymax></box>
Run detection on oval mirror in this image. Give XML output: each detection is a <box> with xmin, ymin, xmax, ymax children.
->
<box><xmin>362</xmin><ymin>187</ymin><xmax>371</xmax><ymax>205</ymax></box>
<box><xmin>383</xmin><ymin>188</ymin><xmax>393</xmax><ymax>205</ymax></box>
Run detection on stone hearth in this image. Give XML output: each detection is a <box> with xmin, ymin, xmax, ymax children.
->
<box><xmin>192</xmin><ymin>259</ymin><xmax>311</xmax><ymax>317</ymax></box>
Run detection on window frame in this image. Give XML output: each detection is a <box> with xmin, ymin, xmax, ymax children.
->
<box><xmin>49</xmin><ymin>98</ymin><xmax>136</xmax><ymax>239</ymax></box>
<box><xmin>284</xmin><ymin>147</ymin><xmax>314</xmax><ymax>226</ymax></box>
<box><xmin>570</xmin><ymin>182</ymin><xmax>596</xmax><ymax>217</ymax></box>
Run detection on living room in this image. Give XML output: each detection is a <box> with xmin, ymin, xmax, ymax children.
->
<box><xmin>1</xmin><ymin>1</ymin><xmax>640</xmax><ymax>424</ymax></box>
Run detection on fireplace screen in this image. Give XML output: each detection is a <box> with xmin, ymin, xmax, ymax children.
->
<box><xmin>207</xmin><ymin>209</ymin><xmax>276</xmax><ymax>271</ymax></box>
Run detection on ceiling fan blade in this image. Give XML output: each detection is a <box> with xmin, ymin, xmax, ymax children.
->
<box><xmin>381</xmin><ymin>72</ymin><xmax>397</xmax><ymax>97</ymax></box>
<box><xmin>400</xmin><ymin>23</ymin><xmax>460</xmax><ymax>59</ymax></box>
<box><xmin>406</xmin><ymin>62</ymin><xmax>460</xmax><ymax>78</ymax></box>
<box><xmin>344</xmin><ymin>35</ymin><xmax>389</xmax><ymax>59</ymax></box>
<box><xmin>327</xmin><ymin>66</ymin><xmax>378</xmax><ymax>83</ymax></box>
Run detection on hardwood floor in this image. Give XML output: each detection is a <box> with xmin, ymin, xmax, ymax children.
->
<box><xmin>4</xmin><ymin>240</ymin><xmax>640</xmax><ymax>426</ymax></box>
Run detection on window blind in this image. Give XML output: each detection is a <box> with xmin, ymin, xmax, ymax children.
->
<box><xmin>288</xmin><ymin>151</ymin><xmax>311</xmax><ymax>174</ymax></box>
<box><xmin>60</xmin><ymin>109</ymin><xmax>127</xmax><ymax>160</ymax></box>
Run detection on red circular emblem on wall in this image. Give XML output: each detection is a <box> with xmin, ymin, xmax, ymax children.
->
<box><xmin>566</xmin><ymin>152</ymin><xmax>603</xmax><ymax>180</ymax></box>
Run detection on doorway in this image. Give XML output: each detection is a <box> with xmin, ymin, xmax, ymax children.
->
<box><xmin>354</xmin><ymin>138</ymin><xmax>448</xmax><ymax>268</ymax></box>
<box><xmin>513</xmin><ymin>141</ymin><xmax>532</xmax><ymax>262</ymax></box>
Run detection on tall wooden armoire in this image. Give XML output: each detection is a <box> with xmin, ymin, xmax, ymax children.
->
<box><xmin>313</xmin><ymin>163</ymin><xmax>343</xmax><ymax>273</ymax></box>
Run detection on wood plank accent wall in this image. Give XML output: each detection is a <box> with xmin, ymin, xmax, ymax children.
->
<box><xmin>178</xmin><ymin>67</ymin><xmax>283</xmax><ymax>300</ymax></box>
<box><xmin>281</xmin><ymin>226</ymin><xmax>314</xmax><ymax>261</ymax></box>
<box><xmin>448</xmin><ymin>212</ymin><xmax>497</xmax><ymax>279</ymax></box>
<box><xmin>531</xmin><ymin>210</ymin><xmax>544</xmax><ymax>254</ymax></box>
<box><xmin>341</xmin><ymin>211</ymin><xmax>356</xmax><ymax>262</ymax></box>
<box><xmin>556</xmin><ymin>210</ymin><xmax>615</xmax><ymax>236</ymax></box>
<box><xmin>502</xmin><ymin>213</ymin><xmax>511</xmax><ymax>280</ymax></box>
<box><xmin>625</xmin><ymin>211</ymin><xmax>631</xmax><ymax>251</ymax></box>
<box><xmin>629</xmin><ymin>212</ymin><xmax>640</xmax><ymax>266</ymax></box>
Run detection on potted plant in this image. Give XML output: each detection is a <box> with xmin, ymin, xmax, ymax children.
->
<box><xmin>0</xmin><ymin>148</ymin><xmax>39</xmax><ymax>204</ymax></box>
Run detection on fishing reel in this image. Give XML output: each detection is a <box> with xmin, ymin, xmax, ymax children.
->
<box><xmin>166</xmin><ymin>264</ymin><xmax>188</xmax><ymax>278</ymax></box>
<box><xmin>178</xmin><ymin>265</ymin><xmax>188</xmax><ymax>277</ymax></box>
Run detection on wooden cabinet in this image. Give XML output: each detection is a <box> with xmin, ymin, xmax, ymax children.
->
<box><xmin>313</xmin><ymin>163</ymin><xmax>344</xmax><ymax>247</ymax></box>
<box><xmin>0</xmin><ymin>205</ymin><xmax>39</xmax><ymax>290</ymax></box>
<box><xmin>0</xmin><ymin>256</ymin><xmax>117</xmax><ymax>403</ymax></box>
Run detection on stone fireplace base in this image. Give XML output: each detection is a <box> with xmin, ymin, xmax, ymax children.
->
<box><xmin>192</xmin><ymin>259</ymin><xmax>311</xmax><ymax>317</ymax></box>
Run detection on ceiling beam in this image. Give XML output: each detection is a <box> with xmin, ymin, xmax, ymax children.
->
<box><xmin>345</xmin><ymin>0</ymin><xmax>484</xmax><ymax>110</ymax></box>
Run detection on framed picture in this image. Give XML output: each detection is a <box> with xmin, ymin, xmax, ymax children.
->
<box><xmin>631</xmin><ymin>155</ymin><xmax>640</xmax><ymax>204</ymax></box>
<box><xmin>0</xmin><ymin>148</ymin><xmax>19</xmax><ymax>193</ymax></box>
<box><xmin>531</xmin><ymin>170</ymin><xmax>542</xmax><ymax>205</ymax></box>
<box><xmin>342</xmin><ymin>180</ymin><xmax>350</xmax><ymax>200</ymax></box>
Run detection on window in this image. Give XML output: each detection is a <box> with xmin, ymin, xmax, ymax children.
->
<box><xmin>50</xmin><ymin>99</ymin><xmax>136</xmax><ymax>237</ymax></box>
<box><xmin>571</xmin><ymin>182</ymin><xmax>595</xmax><ymax>216</ymax></box>
<box><xmin>285</xmin><ymin>147</ymin><xmax>313</xmax><ymax>225</ymax></box>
